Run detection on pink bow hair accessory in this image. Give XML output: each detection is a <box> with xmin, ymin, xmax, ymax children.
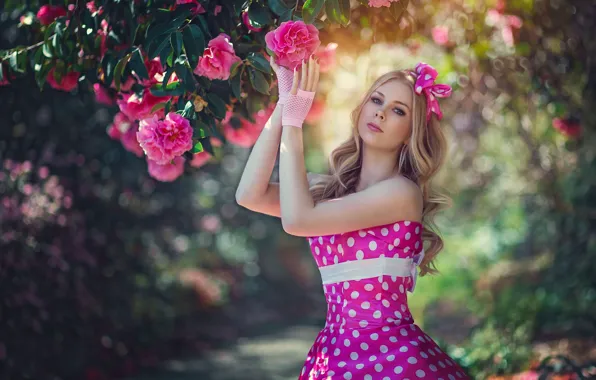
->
<box><xmin>413</xmin><ymin>62</ymin><xmax>452</xmax><ymax>123</ymax></box>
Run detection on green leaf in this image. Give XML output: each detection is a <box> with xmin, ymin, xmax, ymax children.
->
<box><xmin>114</xmin><ymin>53</ymin><xmax>132</xmax><ymax>91</ymax></box>
<box><xmin>171</xmin><ymin>31</ymin><xmax>183</xmax><ymax>57</ymax></box>
<box><xmin>162</xmin><ymin>67</ymin><xmax>175</xmax><ymax>89</ymax></box>
<box><xmin>325</xmin><ymin>0</ymin><xmax>350</xmax><ymax>26</ymax></box>
<box><xmin>231</xmin><ymin>72</ymin><xmax>242</xmax><ymax>100</ymax></box>
<box><xmin>389</xmin><ymin>0</ymin><xmax>408</xmax><ymax>22</ymax></box>
<box><xmin>149</xmin><ymin>82</ymin><xmax>185</xmax><ymax>97</ymax></box>
<box><xmin>269</xmin><ymin>0</ymin><xmax>291</xmax><ymax>16</ymax></box>
<box><xmin>248</xmin><ymin>67</ymin><xmax>270</xmax><ymax>95</ymax></box>
<box><xmin>181</xmin><ymin>100</ymin><xmax>195</xmax><ymax>118</ymax></box>
<box><xmin>302</xmin><ymin>0</ymin><xmax>325</xmax><ymax>24</ymax></box>
<box><xmin>187</xmin><ymin>24</ymin><xmax>205</xmax><ymax>53</ymax></box>
<box><xmin>207</xmin><ymin>93</ymin><xmax>227</xmax><ymax>119</ymax></box>
<box><xmin>182</xmin><ymin>26</ymin><xmax>200</xmax><ymax>68</ymax></box>
<box><xmin>149</xmin><ymin>34</ymin><xmax>170</xmax><ymax>59</ymax></box>
<box><xmin>192</xmin><ymin>140</ymin><xmax>204</xmax><ymax>154</ymax></box>
<box><xmin>130</xmin><ymin>49</ymin><xmax>149</xmax><ymax>80</ymax></box>
<box><xmin>247</xmin><ymin>53</ymin><xmax>271</xmax><ymax>74</ymax></box>
<box><xmin>151</xmin><ymin>102</ymin><xmax>167</xmax><ymax>114</ymax></box>
<box><xmin>248</xmin><ymin>3</ymin><xmax>273</xmax><ymax>27</ymax></box>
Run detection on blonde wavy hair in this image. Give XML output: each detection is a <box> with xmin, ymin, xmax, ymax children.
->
<box><xmin>309</xmin><ymin>69</ymin><xmax>451</xmax><ymax>277</ymax></box>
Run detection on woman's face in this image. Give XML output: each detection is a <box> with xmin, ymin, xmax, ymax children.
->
<box><xmin>357</xmin><ymin>79</ymin><xmax>413</xmax><ymax>150</ymax></box>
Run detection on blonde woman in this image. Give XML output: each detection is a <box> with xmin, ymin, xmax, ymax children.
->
<box><xmin>236</xmin><ymin>55</ymin><xmax>469</xmax><ymax>379</ymax></box>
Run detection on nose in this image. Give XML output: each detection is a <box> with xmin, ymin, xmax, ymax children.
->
<box><xmin>375</xmin><ymin>109</ymin><xmax>385</xmax><ymax>121</ymax></box>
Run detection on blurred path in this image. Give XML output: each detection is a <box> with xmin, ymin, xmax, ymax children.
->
<box><xmin>126</xmin><ymin>323</ymin><xmax>319</xmax><ymax>380</ymax></box>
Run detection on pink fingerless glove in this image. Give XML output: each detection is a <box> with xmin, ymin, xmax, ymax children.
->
<box><xmin>276</xmin><ymin>65</ymin><xmax>294</xmax><ymax>105</ymax></box>
<box><xmin>282</xmin><ymin>89</ymin><xmax>315</xmax><ymax>128</ymax></box>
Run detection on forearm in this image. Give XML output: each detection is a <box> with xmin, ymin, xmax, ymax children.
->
<box><xmin>235</xmin><ymin>103</ymin><xmax>283</xmax><ymax>203</ymax></box>
<box><xmin>279</xmin><ymin>126</ymin><xmax>314</xmax><ymax>230</ymax></box>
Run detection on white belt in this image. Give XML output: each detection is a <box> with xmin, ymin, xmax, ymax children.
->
<box><xmin>318</xmin><ymin>250</ymin><xmax>425</xmax><ymax>293</ymax></box>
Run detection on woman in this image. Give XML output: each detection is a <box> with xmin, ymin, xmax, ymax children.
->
<box><xmin>236</xmin><ymin>55</ymin><xmax>469</xmax><ymax>379</ymax></box>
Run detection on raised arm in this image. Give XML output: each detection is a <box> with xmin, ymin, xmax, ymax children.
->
<box><xmin>235</xmin><ymin>57</ymin><xmax>294</xmax><ymax>217</ymax></box>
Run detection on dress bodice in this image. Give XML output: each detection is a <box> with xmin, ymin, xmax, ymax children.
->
<box><xmin>307</xmin><ymin>220</ymin><xmax>424</xmax><ymax>330</ymax></box>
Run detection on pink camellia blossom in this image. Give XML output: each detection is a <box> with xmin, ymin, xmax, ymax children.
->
<box><xmin>93</xmin><ymin>83</ymin><xmax>114</xmax><ymax>105</ymax></box>
<box><xmin>431</xmin><ymin>26</ymin><xmax>451</xmax><ymax>46</ymax></box>
<box><xmin>552</xmin><ymin>117</ymin><xmax>581</xmax><ymax>138</ymax></box>
<box><xmin>36</xmin><ymin>5</ymin><xmax>67</xmax><ymax>25</ymax></box>
<box><xmin>136</xmin><ymin>57</ymin><xmax>179</xmax><ymax>87</ymax></box>
<box><xmin>314</xmin><ymin>43</ymin><xmax>337</xmax><ymax>73</ymax></box>
<box><xmin>176</xmin><ymin>0</ymin><xmax>206</xmax><ymax>14</ymax></box>
<box><xmin>194</xmin><ymin>33</ymin><xmax>241</xmax><ymax>81</ymax></box>
<box><xmin>46</xmin><ymin>67</ymin><xmax>80</xmax><ymax>92</ymax></box>
<box><xmin>265</xmin><ymin>21</ymin><xmax>320</xmax><ymax>70</ymax></box>
<box><xmin>242</xmin><ymin>11</ymin><xmax>263</xmax><ymax>32</ymax></box>
<box><xmin>0</xmin><ymin>69</ymin><xmax>10</xmax><ymax>86</ymax></box>
<box><xmin>106</xmin><ymin>112</ymin><xmax>144</xmax><ymax>156</ymax></box>
<box><xmin>368</xmin><ymin>0</ymin><xmax>399</xmax><ymax>8</ymax></box>
<box><xmin>214</xmin><ymin>5</ymin><xmax>222</xmax><ymax>15</ymax></box>
<box><xmin>136</xmin><ymin>112</ymin><xmax>193</xmax><ymax>164</ymax></box>
<box><xmin>306</xmin><ymin>98</ymin><xmax>325</xmax><ymax>124</ymax></box>
<box><xmin>147</xmin><ymin>156</ymin><xmax>185</xmax><ymax>182</ymax></box>
<box><xmin>190</xmin><ymin>151</ymin><xmax>211</xmax><ymax>168</ymax></box>
<box><xmin>121</xmin><ymin>125</ymin><xmax>144</xmax><ymax>157</ymax></box>
<box><xmin>117</xmin><ymin>89</ymin><xmax>169</xmax><ymax>121</ymax></box>
<box><xmin>222</xmin><ymin>104</ymin><xmax>275</xmax><ymax>148</ymax></box>
<box><xmin>107</xmin><ymin>112</ymin><xmax>130</xmax><ymax>140</ymax></box>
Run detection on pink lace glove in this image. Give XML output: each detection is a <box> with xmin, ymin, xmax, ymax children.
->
<box><xmin>276</xmin><ymin>65</ymin><xmax>294</xmax><ymax>105</ymax></box>
<box><xmin>282</xmin><ymin>89</ymin><xmax>315</xmax><ymax>128</ymax></box>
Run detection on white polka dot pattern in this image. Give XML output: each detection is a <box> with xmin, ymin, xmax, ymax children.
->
<box><xmin>300</xmin><ymin>220</ymin><xmax>470</xmax><ymax>379</ymax></box>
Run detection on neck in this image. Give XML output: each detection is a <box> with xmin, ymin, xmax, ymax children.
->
<box><xmin>357</xmin><ymin>144</ymin><xmax>403</xmax><ymax>192</ymax></box>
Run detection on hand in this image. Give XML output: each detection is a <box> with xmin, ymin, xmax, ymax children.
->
<box><xmin>270</xmin><ymin>55</ymin><xmax>294</xmax><ymax>104</ymax></box>
<box><xmin>281</xmin><ymin>56</ymin><xmax>320</xmax><ymax>128</ymax></box>
<box><xmin>290</xmin><ymin>55</ymin><xmax>320</xmax><ymax>95</ymax></box>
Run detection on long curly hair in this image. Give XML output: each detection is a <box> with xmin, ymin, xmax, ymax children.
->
<box><xmin>309</xmin><ymin>69</ymin><xmax>451</xmax><ymax>277</ymax></box>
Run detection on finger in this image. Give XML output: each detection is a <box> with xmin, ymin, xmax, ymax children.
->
<box><xmin>308</xmin><ymin>56</ymin><xmax>316</xmax><ymax>91</ymax></box>
<box><xmin>300</xmin><ymin>59</ymin><xmax>307</xmax><ymax>90</ymax></box>
<box><xmin>312</xmin><ymin>62</ymin><xmax>320</xmax><ymax>92</ymax></box>
<box><xmin>290</xmin><ymin>67</ymin><xmax>299</xmax><ymax>95</ymax></box>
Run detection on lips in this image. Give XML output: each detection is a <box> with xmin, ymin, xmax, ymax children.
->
<box><xmin>367</xmin><ymin>122</ymin><xmax>383</xmax><ymax>132</ymax></box>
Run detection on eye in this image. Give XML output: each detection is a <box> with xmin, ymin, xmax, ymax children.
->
<box><xmin>394</xmin><ymin>108</ymin><xmax>406</xmax><ymax>116</ymax></box>
<box><xmin>371</xmin><ymin>97</ymin><xmax>382</xmax><ymax>105</ymax></box>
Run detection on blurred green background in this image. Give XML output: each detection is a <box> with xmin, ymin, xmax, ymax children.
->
<box><xmin>2</xmin><ymin>0</ymin><xmax>596</xmax><ymax>380</ymax></box>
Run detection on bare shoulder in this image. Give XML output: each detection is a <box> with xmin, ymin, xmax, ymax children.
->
<box><xmin>376</xmin><ymin>175</ymin><xmax>423</xmax><ymax>212</ymax></box>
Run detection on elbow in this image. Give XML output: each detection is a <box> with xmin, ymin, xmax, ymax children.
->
<box><xmin>281</xmin><ymin>215</ymin><xmax>304</xmax><ymax>236</ymax></box>
<box><xmin>235</xmin><ymin>190</ymin><xmax>251</xmax><ymax>208</ymax></box>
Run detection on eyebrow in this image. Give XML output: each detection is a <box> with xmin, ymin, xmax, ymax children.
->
<box><xmin>373</xmin><ymin>91</ymin><xmax>410</xmax><ymax>110</ymax></box>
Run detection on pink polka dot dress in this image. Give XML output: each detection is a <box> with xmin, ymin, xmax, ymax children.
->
<box><xmin>299</xmin><ymin>220</ymin><xmax>470</xmax><ymax>380</ymax></box>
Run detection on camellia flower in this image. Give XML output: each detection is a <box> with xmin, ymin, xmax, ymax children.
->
<box><xmin>314</xmin><ymin>43</ymin><xmax>338</xmax><ymax>73</ymax></box>
<box><xmin>222</xmin><ymin>104</ymin><xmax>275</xmax><ymax>148</ymax></box>
<box><xmin>176</xmin><ymin>0</ymin><xmax>206</xmax><ymax>14</ymax></box>
<box><xmin>36</xmin><ymin>5</ymin><xmax>67</xmax><ymax>25</ymax></box>
<box><xmin>368</xmin><ymin>0</ymin><xmax>400</xmax><ymax>8</ymax></box>
<box><xmin>147</xmin><ymin>156</ymin><xmax>185</xmax><ymax>182</ymax></box>
<box><xmin>193</xmin><ymin>33</ymin><xmax>241</xmax><ymax>81</ymax></box>
<box><xmin>431</xmin><ymin>26</ymin><xmax>452</xmax><ymax>47</ymax></box>
<box><xmin>242</xmin><ymin>11</ymin><xmax>263</xmax><ymax>32</ymax></box>
<box><xmin>265</xmin><ymin>20</ymin><xmax>320</xmax><ymax>70</ymax></box>
<box><xmin>136</xmin><ymin>112</ymin><xmax>193</xmax><ymax>164</ymax></box>
<box><xmin>107</xmin><ymin>112</ymin><xmax>144</xmax><ymax>157</ymax></box>
<box><xmin>552</xmin><ymin>117</ymin><xmax>581</xmax><ymax>138</ymax></box>
<box><xmin>190</xmin><ymin>151</ymin><xmax>211</xmax><ymax>168</ymax></box>
<box><xmin>46</xmin><ymin>67</ymin><xmax>80</xmax><ymax>92</ymax></box>
<box><xmin>93</xmin><ymin>83</ymin><xmax>114</xmax><ymax>105</ymax></box>
<box><xmin>116</xmin><ymin>89</ymin><xmax>170</xmax><ymax>121</ymax></box>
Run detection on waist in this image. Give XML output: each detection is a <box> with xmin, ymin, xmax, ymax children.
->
<box><xmin>319</xmin><ymin>256</ymin><xmax>414</xmax><ymax>285</ymax></box>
